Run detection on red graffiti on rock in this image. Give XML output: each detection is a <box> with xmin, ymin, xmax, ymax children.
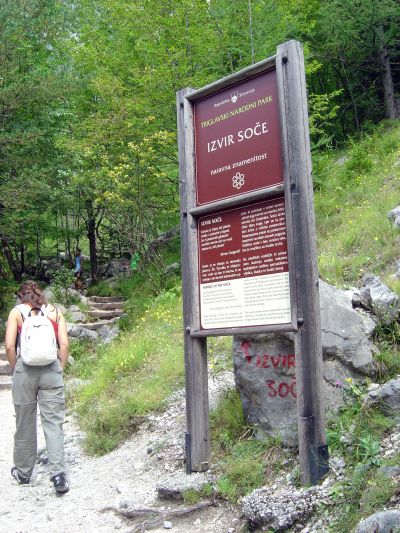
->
<box><xmin>240</xmin><ymin>340</ymin><xmax>297</xmax><ymax>399</ymax></box>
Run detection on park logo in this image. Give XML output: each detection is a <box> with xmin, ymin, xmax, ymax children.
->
<box><xmin>232</xmin><ymin>171</ymin><xmax>245</xmax><ymax>190</ymax></box>
<box><xmin>230</xmin><ymin>91</ymin><xmax>238</xmax><ymax>103</ymax></box>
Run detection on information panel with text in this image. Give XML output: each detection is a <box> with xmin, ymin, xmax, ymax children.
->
<box><xmin>198</xmin><ymin>196</ymin><xmax>290</xmax><ymax>329</ymax></box>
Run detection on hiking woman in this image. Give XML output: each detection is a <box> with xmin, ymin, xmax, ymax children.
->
<box><xmin>5</xmin><ymin>280</ymin><xmax>70</xmax><ymax>493</ymax></box>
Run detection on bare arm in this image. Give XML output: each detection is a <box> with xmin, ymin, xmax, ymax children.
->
<box><xmin>5</xmin><ymin>308</ymin><xmax>19</xmax><ymax>370</ymax></box>
<box><xmin>57</xmin><ymin>313</ymin><xmax>69</xmax><ymax>370</ymax></box>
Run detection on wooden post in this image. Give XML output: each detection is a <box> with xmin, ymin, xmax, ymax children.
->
<box><xmin>176</xmin><ymin>88</ymin><xmax>210</xmax><ymax>473</ymax></box>
<box><xmin>277</xmin><ymin>40</ymin><xmax>329</xmax><ymax>484</ymax></box>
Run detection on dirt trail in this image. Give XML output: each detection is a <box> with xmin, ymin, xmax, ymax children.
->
<box><xmin>0</xmin><ymin>371</ymin><xmax>240</xmax><ymax>533</ymax></box>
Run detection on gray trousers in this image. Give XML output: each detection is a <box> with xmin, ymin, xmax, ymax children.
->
<box><xmin>12</xmin><ymin>358</ymin><xmax>65</xmax><ymax>479</ymax></box>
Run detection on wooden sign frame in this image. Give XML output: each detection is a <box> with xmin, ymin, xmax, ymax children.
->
<box><xmin>177</xmin><ymin>40</ymin><xmax>328</xmax><ymax>484</ymax></box>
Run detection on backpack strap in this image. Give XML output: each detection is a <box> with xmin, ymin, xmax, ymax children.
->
<box><xmin>28</xmin><ymin>307</ymin><xmax>44</xmax><ymax>317</ymax></box>
<box><xmin>14</xmin><ymin>304</ymin><xmax>28</xmax><ymax>321</ymax></box>
<box><xmin>41</xmin><ymin>304</ymin><xmax>57</xmax><ymax>320</ymax></box>
<box><xmin>14</xmin><ymin>304</ymin><xmax>28</xmax><ymax>357</ymax></box>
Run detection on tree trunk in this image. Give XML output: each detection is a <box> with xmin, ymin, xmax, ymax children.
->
<box><xmin>1</xmin><ymin>237</ymin><xmax>21</xmax><ymax>281</ymax></box>
<box><xmin>378</xmin><ymin>25</ymin><xmax>399</xmax><ymax>119</ymax></box>
<box><xmin>86</xmin><ymin>200</ymin><xmax>98</xmax><ymax>282</ymax></box>
<box><xmin>338</xmin><ymin>60</ymin><xmax>360</xmax><ymax>130</ymax></box>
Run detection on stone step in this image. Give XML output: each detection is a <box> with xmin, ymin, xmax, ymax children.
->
<box><xmin>89</xmin><ymin>302</ymin><xmax>125</xmax><ymax>311</ymax></box>
<box><xmin>0</xmin><ymin>360</ymin><xmax>11</xmax><ymax>375</ymax></box>
<box><xmin>87</xmin><ymin>309</ymin><xmax>124</xmax><ymax>320</ymax></box>
<box><xmin>77</xmin><ymin>318</ymin><xmax>119</xmax><ymax>331</ymax></box>
<box><xmin>0</xmin><ymin>375</ymin><xmax>12</xmax><ymax>390</ymax></box>
<box><xmin>88</xmin><ymin>296</ymin><xmax>124</xmax><ymax>304</ymax></box>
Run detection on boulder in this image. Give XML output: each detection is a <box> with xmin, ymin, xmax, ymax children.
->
<box><xmin>67</xmin><ymin>288</ymin><xmax>88</xmax><ymax>304</ymax></box>
<box><xmin>242</xmin><ymin>482</ymin><xmax>326</xmax><ymax>531</ymax></box>
<box><xmin>233</xmin><ymin>280</ymin><xmax>377</xmax><ymax>444</ymax></box>
<box><xmin>55</xmin><ymin>304</ymin><xmax>67</xmax><ymax>314</ymax></box>
<box><xmin>43</xmin><ymin>287</ymin><xmax>56</xmax><ymax>302</ymax></box>
<box><xmin>165</xmin><ymin>263</ymin><xmax>181</xmax><ymax>276</ymax></box>
<box><xmin>67</xmin><ymin>324</ymin><xmax>98</xmax><ymax>341</ymax></box>
<box><xmin>102</xmin><ymin>259</ymin><xmax>131</xmax><ymax>278</ymax></box>
<box><xmin>37</xmin><ymin>260</ymin><xmax>63</xmax><ymax>282</ymax></box>
<box><xmin>363</xmin><ymin>377</ymin><xmax>400</xmax><ymax>420</ymax></box>
<box><xmin>98</xmin><ymin>324</ymin><xmax>120</xmax><ymax>344</ymax></box>
<box><xmin>356</xmin><ymin>510</ymin><xmax>400</xmax><ymax>533</ymax></box>
<box><xmin>377</xmin><ymin>465</ymin><xmax>400</xmax><ymax>479</ymax></box>
<box><xmin>156</xmin><ymin>472</ymin><xmax>210</xmax><ymax>502</ymax></box>
<box><xmin>69</xmin><ymin>311</ymin><xmax>86</xmax><ymax>323</ymax></box>
<box><xmin>362</xmin><ymin>274</ymin><xmax>400</xmax><ymax>322</ymax></box>
<box><xmin>388</xmin><ymin>206</ymin><xmax>400</xmax><ymax>228</ymax></box>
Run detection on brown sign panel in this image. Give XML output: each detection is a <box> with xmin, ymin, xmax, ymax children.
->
<box><xmin>194</xmin><ymin>69</ymin><xmax>284</xmax><ymax>206</ymax></box>
<box><xmin>198</xmin><ymin>196</ymin><xmax>290</xmax><ymax>329</ymax></box>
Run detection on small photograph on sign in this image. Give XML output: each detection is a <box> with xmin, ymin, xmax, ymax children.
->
<box><xmin>198</xmin><ymin>196</ymin><xmax>291</xmax><ymax>329</ymax></box>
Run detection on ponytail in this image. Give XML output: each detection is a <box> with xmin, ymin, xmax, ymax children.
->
<box><xmin>17</xmin><ymin>280</ymin><xmax>47</xmax><ymax>308</ymax></box>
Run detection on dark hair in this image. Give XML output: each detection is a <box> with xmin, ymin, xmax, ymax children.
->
<box><xmin>17</xmin><ymin>280</ymin><xmax>47</xmax><ymax>308</ymax></box>
<box><xmin>76</xmin><ymin>248</ymin><xmax>81</xmax><ymax>254</ymax></box>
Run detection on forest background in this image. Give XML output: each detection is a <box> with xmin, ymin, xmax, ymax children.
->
<box><xmin>0</xmin><ymin>0</ymin><xmax>399</xmax><ymax>288</ymax></box>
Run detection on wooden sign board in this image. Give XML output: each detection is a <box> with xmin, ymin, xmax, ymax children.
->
<box><xmin>177</xmin><ymin>40</ymin><xmax>328</xmax><ymax>485</ymax></box>
<box><xmin>194</xmin><ymin>69</ymin><xmax>284</xmax><ymax>205</ymax></box>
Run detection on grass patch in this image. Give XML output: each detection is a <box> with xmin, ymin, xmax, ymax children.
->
<box><xmin>210</xmin><ymin>389</ymin><xmax>285</xmax><ymax>503</ymax></box>
<box><xmin>325</xmin><ymin>381</ymin><xmax>396</xmax><ymax>532</ymax></box>
<box><xmin>65</xmin><ymin>338</ymin><xmax>98</xmax><ymax>380</ymax></box>
<box><xmin>75</xmin><ymin>284</ymin><xmax>184</xmax><ymax>454</ymax></box>
<box><xmin>314</xmin><ymin>120</ymin><xmax>400</xmax><ymax>287</ymax></box>
<box><xmin>183</xmin><ymin>483</ymin><xmax>214</xmax><ymax>504</ymax></box>
<box><xmin>208</xmin><ymin>336</ymin><xmax>233</xmax><ymax>373</ymax></box>
<box><xmin>86</xmin><ymin>280</ymin><xmax>120</xmax><ymax>297</ymax></box>
<box><xmin>372</xmin><ymin>321</ymin><xmax>400</xmax><ymax>381</ymax></box>
<box><xmin>329</xmin><ymin>468</ymin><xmax>396</xmax><ymax>533</ymax></box>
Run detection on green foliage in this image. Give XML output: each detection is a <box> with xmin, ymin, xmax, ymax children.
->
<box><xmin>75</xmin><ymin>285</ymin><xmax>184</xmax><ymax>454</ymax></box>
<box><xmin>183</xmin><ymin>483</ymin><xmax>214</xmax><ymax>504</ymax></box>
<box><xmin>329</xmin><ymin>468</ymin><xmax>396</xmax><ymax>533</ymax></box>
<box><xmin>314</xmin><ymin>121</ymin><xmax>400</xmax><ymax>286</ymax></box>
<box><xmin>373</xmin><ymin>321</ymin><xmax>400</xmax><ymax>380</ymax></box>
<box><xmin>0</xmin><ymin>281</ymin><xmax>18</xmax><ymax>315</ymax></box>
<box><xmin>210</xmin><ymin>389</ymin><xmax>285</xmax><ymax>503</ymax></box>
<box><xmin>216</xmin><ymin>440</ymin><xmax>269</xmax><ymax>503</ymax></box>
<box><xmin>208</xmin><ymin>336</ymin><xmax>233</xmax><ymax>375</ymax></box>
<box><xmin>325</xmin><ymin>374</ymin><xmax>397</xmax><ymax>531</ymax></box>
<box><xmin>1</xmin><ymin>0</ymin><xmax>399</xmax><ymax>280</ymax></box>
<box><xmin>210</xmin><ymin>389</ymin><xmax>247</xmax><ymax>451</ymax></box>
<box><xmin>51</xmin><ymin>266</ymin><xmax>76</xmax><ymax>306</ymax></box>
<box><xmin>327</xmin><ymin>401</ymin><xmax>392</xmax><ymax>465</ymax></box>
<box><xmin>65</xmin><ymin>338</ymin><xmax>97</xmax><ymax>380</ymax></box>
<box><xmin>86</xmin><ymin>281</ymin><xmax>118</xmax><ymax>298</ymax></box>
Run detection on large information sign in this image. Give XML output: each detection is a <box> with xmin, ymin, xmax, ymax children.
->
<box><xmin>194</xmin><ymin>69</ymin><xmax>284</xmax><ymax>205</ymax></box>
<box><xmin>198</xmin><ymin>197</ymin><xmax>290</xmax><ymax>329</ymax></box>
<box><xmin>178</xmin><ymin>41</ymin><xmax>328</xmax><ymax>485</ymax></box>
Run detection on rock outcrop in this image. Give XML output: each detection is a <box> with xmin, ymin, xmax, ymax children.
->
<box><xmin>233</xmin><ymin>280</ymin><xmax>378</xmax><ymax>444</ymax></box>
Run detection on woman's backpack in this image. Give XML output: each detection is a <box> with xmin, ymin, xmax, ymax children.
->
<box><xmin>15</xmin><ymin>304</ymin><xmax>58</xmax><ymax>366</ymax></box>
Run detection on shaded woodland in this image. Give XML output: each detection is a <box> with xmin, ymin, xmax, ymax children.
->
<box><xmin>0</xmin><ymin>0</ymin><xmax>399</xmax><ymax>283</ymax></box>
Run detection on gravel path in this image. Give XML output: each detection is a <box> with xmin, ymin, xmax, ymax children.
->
<box><xmin>0</xmin><ymin>373</ymin><xmax>241</xmax><ymax>533</ymax></box>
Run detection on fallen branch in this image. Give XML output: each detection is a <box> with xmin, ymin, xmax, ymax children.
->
<box><xmin>100</xmin><ymin>499</ymin><xmax>217</xmax><ymax>532</ymax></box>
